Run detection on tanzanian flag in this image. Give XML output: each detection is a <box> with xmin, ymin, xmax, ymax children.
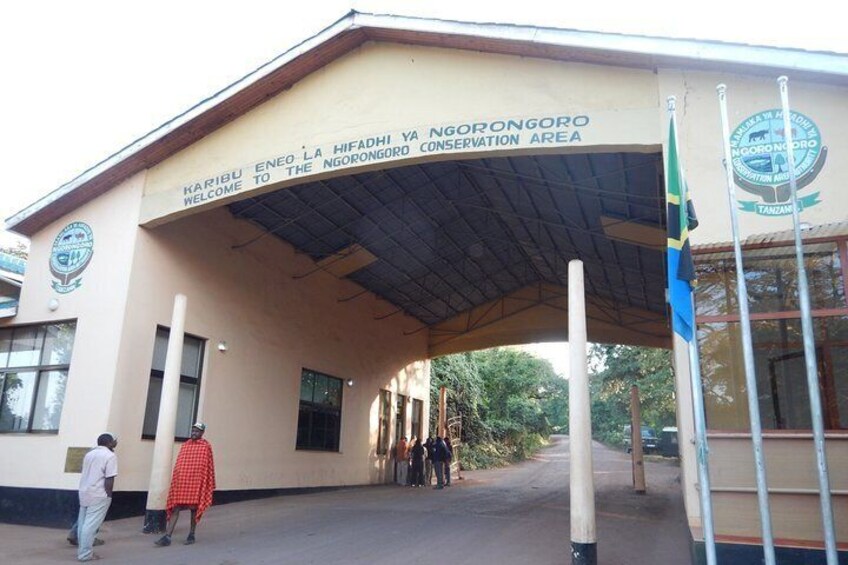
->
<box><xmin>666</xmin><ymin>117</ymin><xmax>699</xmax><ymax>342</ymax></box>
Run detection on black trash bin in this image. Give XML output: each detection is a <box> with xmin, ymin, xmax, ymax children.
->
<box><xmin>659</xmin><ymin>426</ymin><xmax>679</xmax><ymax>457</ymax></box>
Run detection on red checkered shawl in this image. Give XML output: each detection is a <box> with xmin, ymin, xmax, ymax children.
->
<box><xmin>166</xmin><ymin>438</ymin><xmax>216</xmax><ymax>522</ymax></box>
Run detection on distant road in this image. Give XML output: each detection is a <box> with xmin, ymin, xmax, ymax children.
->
<box><xmin>0</xmin><ymin>435</ymin><xmax>690</xmax><ymax>564</ymax></box>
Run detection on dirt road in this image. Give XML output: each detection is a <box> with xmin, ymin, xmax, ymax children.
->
<box><xmin>0</xmin><ymin>436</ymin><xmax>691</xmax><ymax>564</ymax></box>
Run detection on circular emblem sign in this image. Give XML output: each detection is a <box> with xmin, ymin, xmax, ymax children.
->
<box><xmin>729</xmin><ymin>109</ymin><xmax>825</xmax><ymax>216</ymax></box>
<box><xmin>49</xmin><ymin>222</ymin><xmax>94</xmax><ymax>294</ymax></box>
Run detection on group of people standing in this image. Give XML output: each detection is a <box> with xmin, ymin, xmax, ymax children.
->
<box><xmin>394</xmin><ymin>435</ymin><xmax>454</xmax><ymax>489</ymax></box>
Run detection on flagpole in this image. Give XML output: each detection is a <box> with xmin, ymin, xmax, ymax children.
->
<box><xmin>667</xmin><ymin>96</ymin><xmax>717</xmax><ymax>565</ymax></box>
<box><xmin>777</xmin><ymin>76</ymin><xmax>838</xmax><ymax>565</ymax></box>
<box><xmin>716</xmin><ymin>84</ymin><xmax>776</xmax><ymax>565</ymax></box>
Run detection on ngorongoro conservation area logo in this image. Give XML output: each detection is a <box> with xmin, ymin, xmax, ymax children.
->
<box><xmin>730</xmin><ymin>109</ymin><xmax>826</xmax><ymax>216</ymax></box>
<box><xmin>49</xmin><ymin>222</ymin><xmax>94</xmax><ymax>294</ymax></box>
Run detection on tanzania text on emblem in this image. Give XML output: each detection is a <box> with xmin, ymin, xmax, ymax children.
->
<box><xmin>730</xmin><ymin>109</ymin><xmax>826</xmax><ymax>216</ymax></box>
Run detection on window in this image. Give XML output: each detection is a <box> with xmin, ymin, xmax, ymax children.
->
<box><xmin>377</xmin><ymin>389</ymin><xmax>391</xmax><ymax>455</ymax></box>
<box><xmin>142</xmin><ymin>327</ymin><xmax>204</xmax><ymax>440</ymax></box>
<box><xmin>0</xmin><ymin>322</ymin><xmax>76</xmax><ymax>433</ymax></box>
<box><xmin>395</xmin><ymin>393</ymin><xmax>407</xmax><ymax>444</ymax></box>
<box><xmin>411</xmin><ymin>398</ymin><xmax>423</xmax><ymax>441</ymax></box>
<box><xmin>695</xmin><ymin>240</ymin><xmax>848</xmax><ymax>430</ymax></box>
<box><xmin>297</xmin><ymin>369</ymin><xmax>343</xmax><ymax>451</ymax></box>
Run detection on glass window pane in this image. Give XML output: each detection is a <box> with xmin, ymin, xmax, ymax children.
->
<box><xmin>296</xmin><ymin>406</ymin><xmax>310</xmax><ymax>449</ymax></box>
<box><xmin>699</xmin><ymin>322</ymin><xmax>749</xmax><ymax>430</ymax></box>
<box><xmin>300</xmin><ymin>371</ymin><xmax>315</xmax><ymax>402</ymax></box>
<box><xmin>0</xmin><ymin>328</ymin><xmax>12</xmax><ymax>368</ymax></box>
<box><xmin>175</xmin><ymin>382</ymin><xmax>197</xmax><ymax>438</ymax></box>
<box><xmin>151</xmin><ymin>328</ymin><xmax>169</xmax><ymax>372</ymax></box>
<box><xmin>32</xmin><ymin>370</ymin><xmax>68</xmax><ymax>431</ymax></box>
<box><xmin>40</xmin><ymin>323</ymin><xmax>76</xmax><ymax>366</ymax></box>
<box><xmin>831</xmin><ymin>346</ymin><xmax>848</xmax><ymax>428</ymax></box>
<box><xmin>8</xmin><ymin>327</ymin><xmax>42</xmax><ymax>368</ymax></box>
<box><xmin>327</xmin><ymin>378</ymin><xmax>341</xmax><ymax>408</ymax></box>
<box><xmin>313</xmin><ymin>374</ymin><xmax>328</xmax><ymax>405</ymax></box>
<box><xmin>180</xmin><ymin>337</ymin><xmax>203</xmax><ymax>378</ymax></box>
<box><xmin>0</xmin><ymin>371</ymin><xmax>37</xmax><ymax>431</ymax></box>
<box><xmin>142</xmin><ymin>377</ymin><xmax>163</xmax><ymax>436</ymax></box>
<box><xmin>696</xmin><ymin>243</ymin><xmax>845</xmax><ymax>316</ymax></box>
<box><xmin>700</xmin><ymin>316</ymin><xmax>848</xmax><ymax>430</ymax></box>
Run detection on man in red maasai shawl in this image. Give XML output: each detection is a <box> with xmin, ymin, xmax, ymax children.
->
<box><xmin>155</xmin><ymin>422</ymin><xmax>216</xmax><ymax>547</ymax></box>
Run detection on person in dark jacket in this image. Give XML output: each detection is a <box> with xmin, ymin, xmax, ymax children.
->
<box><xmin>410</xmin><ymin>438</ymin><xmax>426</xmax><ymax>487</ymax></box>
<box><xmin>432</xmin><ymin>437</ymin><xmax>448</xmax><ymax>489</ymax></box>
<box><xmin>424</xmin><ymin>437</ymin><xmax>435</xmax><ymax>485</ymax></box>
<box><xmin>444</xmin><ymin>437</ymin><xmax>454</xmax><ymax>487</ymax></box>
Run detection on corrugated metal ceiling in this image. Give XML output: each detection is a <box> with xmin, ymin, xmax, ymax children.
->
<box><xmin>229</xmin><ymin>151</ymin><xmax>668</xmax><ymax>328</ymax></box>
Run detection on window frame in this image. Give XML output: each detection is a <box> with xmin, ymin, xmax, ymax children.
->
<box><xmin>411</xmin><ymin>398</ymin><xmax>424</xmax><ymax>441</ymax></box>
<box><xmin>377</xmin><ymin>389</ymin><xmax>391</xmax><ymax>455</ymax></box>
<box><xmin>141</xmin><ymin>325</ymin><xmax>206</xmax><ymax>441</ymax></box>
<box><xmin>395</xmin><ymin>393</ymin><xmax>407</xmax><ymax>445</ymax></box>
<box><xmin>694</xmin><ymin>236</ymin><xmax>848</xmax><ymax>432</ymax></box>
<box><xmin>0</xmin><ymin>320</ymin><xmax>77</xmax><ymax>434</ymax></box>
<box><xmin>296</xmin><ymin>368</ymin><xmax>344</xmax><ymax>452</ymax></box>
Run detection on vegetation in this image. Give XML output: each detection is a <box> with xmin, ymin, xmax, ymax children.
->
<box><xmin>430</xmin><ymin>347</ymin><xmax>568</xmax><ymax>469</ymax></box>
<box><xmin>589</xmin><ymin>344</ymin><xmax>676</xmax><ymax>447</ymax></box>
<box><xmin>430</xmin><ymin>344</ymin><xmax>676</xmax><ymax>470</ymax></box>
<box><xmin>0</xmin><ymin>241</ymin><xmax>28</xmax><ymax>259</ymax></box>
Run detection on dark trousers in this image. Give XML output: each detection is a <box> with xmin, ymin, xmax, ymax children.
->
<box><xmin>411</xmin><ymin>461</ymin><xmax>425</xmax><ymax>486</ymax></box>
<box><xmin>445</xmin><ymin>460</ymin><xmax>452</xmax><ymax>485</ymax></box>
<box><xmin>434</xmin><ymin>460</ymin><xmax>445</xmax><ymax>487</ymax></box>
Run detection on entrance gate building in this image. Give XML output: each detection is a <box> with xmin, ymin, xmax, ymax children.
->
<box><xmin>1</xmin><ymin>12</ymin><xmax>847</xmax><ymax>563</ymax></box>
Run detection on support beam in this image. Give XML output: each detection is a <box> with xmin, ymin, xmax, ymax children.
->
<box><xmin>438</xmin><ymin>386</ymin><xmax>447</xmax><ymax>438</ymax></box>
<box><xmin>568</xmin><ymin>260</ymin><xmax>597</xmax><ymax>565</ymax></box>
<box><xmin>630</xmin><ymin>384</ymin><xmax>646</xmax><ymax>494</ymax></box>
<box><xmin>143</xmin><ymin>294</ymin><xmax>187</xmax><ymax>533</ymax></box>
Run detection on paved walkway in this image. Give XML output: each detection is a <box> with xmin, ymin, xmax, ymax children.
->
<box><xmin>0</xmin><ymin>436</ymin><xmax>691</xmax><ymax>564</ymax></box>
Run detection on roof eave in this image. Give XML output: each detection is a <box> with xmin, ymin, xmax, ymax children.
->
<box><xmin>7</xmin><ymin>11</ymin><xmax>847</xmax><ymax>237</ymax></box>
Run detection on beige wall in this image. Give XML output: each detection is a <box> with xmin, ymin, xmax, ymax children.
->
<box><xmin>658</xmin><ymin>69</ymin><xmax>848</xmax><ymax>244</ymax></box>
<box><xmin>109</xmin><ymin>207</ymin><xmax>429</xmax><ymax>492</ymax></box>
<box><xmin>708</xmin><ymin>435</ymin><xmax>848</xmax><ymax>543</ymax></box>
<box><xmin>0</xmin><ymin>173</ymin><xmax>145</xmax><ymax>490</ymax></box>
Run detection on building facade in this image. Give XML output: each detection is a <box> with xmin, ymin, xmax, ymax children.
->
<box><xmin>1</xmin><ymin>12</ymin><xmax>846</xmax><ymax>562</ymax></box>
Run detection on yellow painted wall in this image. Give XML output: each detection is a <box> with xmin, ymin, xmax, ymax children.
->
<box><xmin>0</xmin><ymin>173</ymin><xmax>145</xmax><ymax>490</ymax></box>
<box><xmin>140</xmin><ymin>42</ymin><xmax>662</xmax><ymax>225</ymax></box>
<box><xmin>108</xmin><ymin>207</ymin><xmax>429</xmax><ymax>491</ymax></box>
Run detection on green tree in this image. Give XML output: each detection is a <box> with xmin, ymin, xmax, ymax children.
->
<box><xmin>588</xmin><ymin>344</ymin><xmax>676</xmax><ymax>446</ymax></box>
<box><xmin>431</xmin><ymin>347</ymin><xmax>568</xmax><ymax>468</ymax></box>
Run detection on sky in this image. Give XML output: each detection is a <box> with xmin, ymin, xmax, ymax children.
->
<box><xmin>1</xmin><ymin>0</ymin><xmax>843</xmax><ymax>366</ymax></box>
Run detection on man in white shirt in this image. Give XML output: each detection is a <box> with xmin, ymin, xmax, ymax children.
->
<box><xmin>76</xmin><ymin>433</ymin><xmax>118</xmax><ymax>562</ymax></box>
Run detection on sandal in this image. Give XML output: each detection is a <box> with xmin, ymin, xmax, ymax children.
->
<box><xmin>154</xmin><ymin>534</ymin><xmax>171</xmax><ymax>547</ymax></box>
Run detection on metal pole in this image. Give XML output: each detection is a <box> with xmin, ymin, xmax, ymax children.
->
<box><xmin>668</xmin><ymin>96</ymin><xmax>717</xmax><ymax>565</ymax></box>
<box><xmin>630</xmin><ymin>385</ymin><xmax>646</xmax><ymax>493</ymax></box>
<box><xmin>777</xmin><ymin>76</ymin><xmax>838</xmax><ymax>564</ymax></box>
<box><xmin>143</xmin><ymin>293</ymin><xmax>187</xmax><ymax>533</ymax></box>
<box><xmin>568</xmin><ymin>259</ymin><xmax>597</xmax><ymax>565</ymax></box>
<box><xmin>716</xmin><ymin>84</ymin><xmax>776</xmax><ymax>565</ymax></box>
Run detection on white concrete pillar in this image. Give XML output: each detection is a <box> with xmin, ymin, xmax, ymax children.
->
<box><xmin>568</xmin><ymin>260</ymin><xmax>597</xmax><ymax>565</ymax></box>
<box><xmin>143</xmin><ymin>294</ymin><xmax>187</xmax><ymax>533</ymax></box>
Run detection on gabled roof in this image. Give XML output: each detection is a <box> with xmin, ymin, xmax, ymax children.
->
<box><xmin>7</xmin><ymin>10</ymin><xmax>848</xmax><ymax>237</ymax></box>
